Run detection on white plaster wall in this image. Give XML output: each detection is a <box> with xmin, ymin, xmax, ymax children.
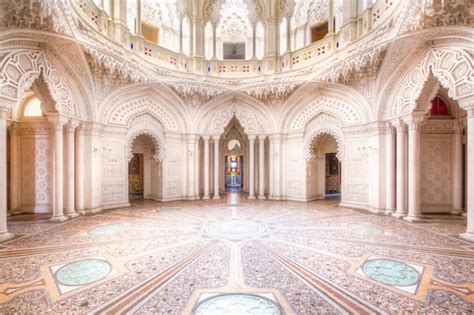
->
<box><xmin>162</xmin><ymin>136</ymin><xmax>184</xmax><ymax>201</ymax></box>
<box><xmin>101</xmin><ymin>137</ymin><xmax>128</xmax><ymax>208</ymax></box>
<box><xmin>340</xmin><ymin>136</ymin><xmax>369</xmax><ymax>209</ymax></box>
<box><xmin>286</xmin><ymin>136</ymin><xmax>306</xmax><ymax>201</ymax></box>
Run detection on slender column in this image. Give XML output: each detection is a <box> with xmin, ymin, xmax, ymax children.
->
<box><xmin>286</xmin><ymin>18</ymin><xmax>291</xmax><ymax>53</ymax></box>
<box><xmin>248</xmin><ymin>135</ymin><xmax>256</xmax><ymax>199</ymax></box>
<box><xmin>258</xmin><ymin>135</ymin><xmax>266</xmax><ymax>199</ymax></box>
<box><xmin>252</xmin><ymin>24</ymin><xmax>257</xmax><ymax>59</ymax></box>
<box><xmin>136</xmin><ymin>0</ymin><xmax>142</xmax><ymax>36</ymax></box>
<box><xmin>8</xmin><ymin>123</ymin><xmax>19</xmax><ymax>213</ymax></box>
<box><xmin>194</xmin><ymin>139</ymin><xmax>199</xmax><ymax>197</ymax></box>
<box><xmin>212</xmin><ymin>23</ymin><xmax>217</xmax><ymax>59</ymax></box>
<box><xmin>49</xmin><ymin>116</ymin><xmax>67</xmax><ymax>222</ymax></box>
<box><xmin>392</xmin><ymin>121</ymin><xmax>407</xmax><ymax>218</ymax></box>
<box><xmin>213</xmin><ymin>135</ymin><xmax>220</xmax><ymax>199</ymax></box>
<box><xmin>0</xmin><ymin>109</ymin><xmax>14</xmax><ymax>242</ymax></box>
<box><xmin>203</xmin><ymin>136</ymin><xmax>210</xmax><ymax>199</ymax></box>
<box><xmin>65</xmin><ymin>121</ymin><xmax>78</xmax><ymax>218</ymax></box>
<box><xmin>328</xmin><ymin>0</ymin><xmax>334</xmax><ymax>34</ymax></box>
<box><xmin>461</xmin><ymin>108</ymin><xmax>474</xmax><ymax>241</ymax></box>
<box><xmin>303</xmin><ymin>24</ymin><xmax>308</xmax><ymax>46</ymax></box>
<box><xmin>178</xmin><ymin>17</ymin><xmax>183</xmax><ymax>53</ymax></box>
<box><xmin>451</xmin><ymin>123</ymin><xmax>463</xmax><ymax>214</ymax></box>
<box><xmin>404</xmin><ymin>117</ymin><xmax>423</xmax><ymax>222</ymax></box>
<box><xmin>76</xmin><ymin>125</ymin><xmax>85</xmax><ymax>213</ymax></box>
<box><xmin>385</xmin><ymin>125</ymin><xmax>396</xmax><ymax>214</ymax></box>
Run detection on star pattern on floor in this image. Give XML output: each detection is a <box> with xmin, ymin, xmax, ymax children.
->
<box><xmin>0</xmin><ymin>196</ymin><xmax>473</xmax><ymax>314</ymax></box>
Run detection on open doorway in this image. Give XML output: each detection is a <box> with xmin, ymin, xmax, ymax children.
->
<box><xmin>225</xmin><ymin>154</ymin><xmax>243</xmax><ymax>191</ymax></box>
<box><xmin>307</xmin><ymin>133</ymin><xmax>341</xmax><ymax>200</ymax></box>
<box><xmin>128</xmin><ymin>153</ymin><xmax>144</xmax><ymax>200</ymax></box>
<box><xmin>128</xmin><ymin>134</ymin><xmax>162</xmax><ymax>202</ymax></box>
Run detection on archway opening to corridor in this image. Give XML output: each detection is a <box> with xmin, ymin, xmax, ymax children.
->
<box><xmin>307</xmin><ymin>133</ymin><xmax>341</xmax><ymax>200</ymax></box>
<box><xmin>128</xmin><ymin>134</ymin><xmax>162</xmax><ymax>201</ymax></box>
<box><xmin>222</xmin><ymin>118</ymin><xmax>246</xmax><ymax>192</ymax></box>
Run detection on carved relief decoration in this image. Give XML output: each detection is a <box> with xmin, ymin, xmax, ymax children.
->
<box><xmin>386</xmin><ymin>48</ymin><xmax>474</xmax><ymax>119</ymax></box>
<box><xmin>126</xmin><ymin>114</ymin><xmax>165</xmax><ymax>162</ymax></box>
<box><xmin>304</xmin><ymin>113</ymin><xmax>344</xmax><ymax>160</ymax></box>
<box><xmin>1</xmin><ymin>50</ymin><xmax>82</xmax><ymax>118</ymax></box>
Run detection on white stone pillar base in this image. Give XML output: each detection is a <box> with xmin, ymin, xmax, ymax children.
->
<box><xmin>49</xmin><ymin>216</ymin><xmax>68</xmax><ymax>223</ymax></box>
<box><xmin>0</xmin><ymin>232</ymin><xmax>14</xmax><ymax>242</ymax></box>
<box><xmin>403</xmin><ymin>215</ymin><xmax>424</xmax><ymax>223</ymax></box>
<box><xmin>460</xmin><ymin>233</ymin><xmax>474</xmax><ymax>242</ymax></box>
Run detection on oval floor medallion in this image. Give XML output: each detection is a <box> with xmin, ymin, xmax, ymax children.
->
<box><xmin>55</xmin><ymin>259</ymin><xmax>112</xmax><ymax>286</ymax></box>
<box><xmin>362</xmin><ymin>259</ymin><xmax>420</xmax><ymax>287</ymax></box>
<box><xmin>347</xmin><ymin>223</ymin><xmax>384</xmax><ymax>236</ymax></box>
<box><xmin>204</xmin><ymin>220</ymin><xmax>266</xmax><ymax>241</ymax></box>
<box><xmin>88</xmin><ymin>223</ymin><xmax>123</xmax><ymax>235</ymax></box>
<box><xmin>194</xmin><ymin>294</ymin><xmax>281</xmax><ymax>315</ymax></box>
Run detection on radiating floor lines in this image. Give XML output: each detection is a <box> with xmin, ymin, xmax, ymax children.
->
<box><xmin>1</xmin><ymin>195</ymin><xmax>473</xmax><ymax>314</ymax></box>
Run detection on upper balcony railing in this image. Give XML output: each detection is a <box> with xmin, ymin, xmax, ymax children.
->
<box><xmin>73</xmin><ymin>0</ymin><xmax>398</xmax><ymax>77</ymax></box>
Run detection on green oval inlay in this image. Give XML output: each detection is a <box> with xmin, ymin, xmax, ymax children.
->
<box><xmin>55</xmin><ymin>259</ymin><xmax>112</xmax><ymax>286</ymax></box>
<box><xmin>348</xmin><ymin>223</ymin><xmax>384</xmax><ymax>236</ymax></box>
<box><xmin>362</xmin><ymin>259</ymin><xmax>420</xmax><ymax>287</ymax></box>
<box><xmin>194</xmin><ymin>294</ymin><xmax>281</xmax><ymax>315</ymax></box>
<box><xmin>88</xmin><ymin>223</ymin><xmax>123</xmax><ymax>235</ymax></box>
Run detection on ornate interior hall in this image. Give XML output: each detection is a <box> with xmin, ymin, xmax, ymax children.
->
<box><xmin>0</xmin><ymin>0</ymin><xmax>473</xmax><ymax>313</ymax></box>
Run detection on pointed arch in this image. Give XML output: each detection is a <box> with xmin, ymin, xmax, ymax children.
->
<box><xmin>195</xmin><ymin>91</ymin><xmax>274</xmax><ymax>135</ymax></box>
<box><xmin>379</xmin><ymin>48</ymin><xmax>474</xmax><ymax>120</ymax></box>
<box><xmin>0</xmin><ymin>49</ymin><xmax>92</xmax><ymax>120</ymax></box>
<box><xmin>98</xmin><ymin>82</ymin><xmax>188</xmax><ymax>133</ymax></box>
<box><xmin>281</xmin><ymin>82</ymin><xmax>372</xmax><ymax>132</ymax></box>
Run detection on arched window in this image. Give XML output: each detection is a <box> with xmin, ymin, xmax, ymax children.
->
<box><xmin>430</xmin><ymin>96</ymin><xmax>449</xmax><ymax>116</ymax></box>
<box><xmin>23</xmin><ymin>98</ymin><xmax>43</xmax><ymax>117</ymax></box>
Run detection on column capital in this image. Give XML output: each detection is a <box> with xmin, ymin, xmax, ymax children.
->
<box><xmin>47</xmin><ymin>114</ymin><xmax>68</xmax><ymax>129</ymax></box>
<box><xmin>403</xmin><ymin>112</ymin><xmax>425</xmax><ymax>130</ymax></box>
<box><xmin>258</xmin><ymin>134</ymin><xmax>267</xmax><ymax>141</ymax></box>
<box><xmin>248</xmin><ymin>135</ymin><xmax>257</xmax><ymax>141</ymax></box>
<box><xmin>8</xmin><ymin>122</ymin><xmax>19</xmax><ymax>135</ymax></box>
<box><xmin>391</xmin><ymin>119</ymin><xmax>406</xmax><ymax>132</ymax></box>
<box><xmin>212</xmin><ymin>134</ymin><xmax>221</xmax><ymax>141</ymax></box>
<box><xmin>0</xmin><ymin>107</ymin><xmax>10</xmax><ymax>120</ymax></box>
<box><xmin>66</xmin><ymin>119</ymin><xmax>80</xmax><ymax>133</ymax></box>
<box><xmin>202</xmin><ymin>135</ymin><xmax>211</xmax><ymax>141</ymax></box>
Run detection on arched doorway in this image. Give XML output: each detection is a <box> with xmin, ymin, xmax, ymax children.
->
<box><xmin>307</xmin><ymin>133</ymin><xmax>341</xmax><ymax>200</ymax></box>
<box><xmin>128</xmin><ymin>134</ymin><xmax>162</xmax><ymax>201</ymax></box>
<box><xmin>221</xmin><ymin>117</ymin><xmax>247</xmax><ymax>193</ymax></box>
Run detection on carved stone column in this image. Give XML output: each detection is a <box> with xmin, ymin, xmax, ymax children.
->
<box><xmin>328</xmin><ymin>0</ymin><xmax>334</xmax><ymax>34</ymax></box>
<box><xmin>258</xmin><ymin>135</ymin><xmax>266</xmax><ymax>199</ymax></box>
<box><xmin>178</xmin><ymin>17</ymin><xmax>183</xmax><ymax>54</ymax></box>
<box><xmin>8</xmin><ymin>123</ymin><xmax>19</xmax><ymax>214</ymax></box>
<box><xmin>286</xmin><ymin>18</ymin><xmax>291</xmax><ymax>53</ymax></box>
<box><xmin>392</xmin><ymin>120</ymin><xmax>407</xmax><ymax>218</ymax></box>
<box><xmin>136</xmin><ymin>0</ymin><xmax>142</xmax><ymax>36</ymax></box>
<box><xmin>252</xmin><ymin>24</ymin><xmax>257</xmax><ymax>59</ymax></box>
<box><xmin>65</xmin><ymin>121</ymin><xmax>79</xmax><ymax>218</ymax></box>
<box><xmin>213</xmin><ymin>135</ymin><xmax>220</xmax><ymax>199</ymax></box>
<box><xmin>404</xmin><ymin>115</ymin><xmax>424</xmax><ymax>222</ymax></box>
<box><xmin>461</xmin><ymin>108</ymin><xmax>474</xmax><ymax>241</ymax></box>
<box><xmin>203</xmin><ymin>136</ymin><xmax>210</xmax><ymax>199</ymax></box>
<box><xmin>212</xmin><ymin>23</ymin><xmax>217</xmax><ymax>60</ymax></box>
<box><xmin>248</xmin><ymin>135</ymin><xmax>256</xmax><ymax>199</ymax></box>
<box><xmin>385</xmin><ymin>124</ymin><xmax>396</xmax><ymax>214</ymax></box>
<box><xmin>0</xmin><ymin>108</ymin><xmax>14</xmax><ymax>242</ymax></box>
<box><xmin>76</xmin><ymin>124</ymin><xmax>85</xmax><ymax>213</ymax></box>
<box><xmin>451</xmin><ymin>122</ymin><xmax>463</xmax><ymax>214</ymax></box>
<box><xmin>49</xmin><ymin>115</ymin><xmax>68</xmax><ymax>222</ymax></box>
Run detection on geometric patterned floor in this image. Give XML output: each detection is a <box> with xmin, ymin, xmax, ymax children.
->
<box><xmin>1</xmin><ymin>193</ymin><xmax>473</xmax><ymax>314</ymax></box>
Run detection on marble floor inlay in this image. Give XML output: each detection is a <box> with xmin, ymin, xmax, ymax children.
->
<box><xmin>1</xmin><ymin>194</ymin><xmax>473</xmax><ymax>314</ymax></box>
